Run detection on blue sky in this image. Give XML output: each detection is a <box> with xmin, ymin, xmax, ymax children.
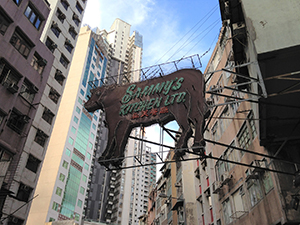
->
<box><xmin>82</xmin><ymin>0</ymin><xmax>222</xmax><ymax>69</ymax></box>
<box><xmin>82</xmin><ymin>0</ymin><xmax>222</xmax><ymax>160</ymax></box>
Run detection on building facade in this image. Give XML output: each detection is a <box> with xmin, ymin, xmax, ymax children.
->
<box><xmin>195</xmin><ymin>0</ymin><xmax>300</xmax><ymax>224</ymax></box>
<box><xmin>0</xmin><ymin>0</ymin><xmax>54</xmax><ymax>224</ymax></box>
<box><xmin>26</xmin><ymin>26</ymin><xmax>108</xmax><ymax>224</ymax></box>
<box><xmin>0</xmin><ymin>0</ymin><xmax>87</xmax><ymax>224</ymax></box>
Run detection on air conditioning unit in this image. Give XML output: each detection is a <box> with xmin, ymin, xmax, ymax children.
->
<box><xmin>37</xmin><ymin>58</ymin><xmax>47</xmax><ymax>66</ymax></box>
<box><xmin>7</xmin><ymin>83</ymin><xmax>19</xmax><ymax>94</ymax></box>
<box><xmin>58</xmin><ymin>13</ymin><xmax>66</xmax><ymax>20</ymax></box>
<box><xmin>73</xmin><ymin>14</ymin><xmax>79</xmax><ymax>20</ymax></box>
<box><xmin>212</xmin><ymin>181</ymin><xmax>222</xmax><ymax>194</ymax></box>
<box><xmin>245</xmin><ymin>168</ymin><xmax>259</xmax><ymax>180</ymax></box>
<box><xmin>51</xmin><ymin>43</ymin><xmax>58</xmax><ymax>49</ymax></box>
<box><xmin>165</xmin><ymin>199</ymin><xmax>170</xmax><ymax>205</ymax></box>
<box><xmin>232</xmin><ymin>22</ymin><xmax>246</xmax><ymax>37</ymax></box>
<box><xmin>220</xmin><ymin>171</ymin><xmax>232</xmax><ymax>184</ymax></box>
<box><xmin>52</xmin><ymin>22</ymin><xmax>58</xmax><ymax>28</ymax></box>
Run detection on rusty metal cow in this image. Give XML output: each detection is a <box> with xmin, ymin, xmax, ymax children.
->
<box><xmin>84</xmin><ymin>69</ymin><xmax>208</xmax><ymax>167</ymax></box>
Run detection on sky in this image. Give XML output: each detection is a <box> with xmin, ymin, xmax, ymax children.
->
<box><xmin>81</xmin><ymin>0</ymin><xmax>222</xmax><ymax>172</ymax></box>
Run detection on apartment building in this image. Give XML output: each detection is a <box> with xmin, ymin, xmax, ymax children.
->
<box><xmin>26</xmin><ymin>25</ymin><xmax>108</xmax><ymax>224</ymax></box>
<box><xmin>195</xmin><ymin>0</ymin><xmax>300</xmax><ymax>224</ymax></box>
<box><xmin>0</xmin><ymin>0</ymin><xmax>54</xmax><ymax>224</ymax></box>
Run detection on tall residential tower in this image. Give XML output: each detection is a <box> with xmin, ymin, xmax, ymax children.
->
<box><xmin>26</xmin><ymin>26</ymin><xmax>109</xmax><ymax>224</ymax></box>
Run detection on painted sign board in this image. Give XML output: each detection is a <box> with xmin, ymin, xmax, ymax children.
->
<box><xmin>84</xmin><ymin>69</ymin><xmax>207</xmax><ymax>166</ymax></box>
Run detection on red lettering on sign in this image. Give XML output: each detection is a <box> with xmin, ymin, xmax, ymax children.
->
<box><xmin>149</xmin><ymin>108</ymin><xmax>158</xmax><ymax>116</ymax></box>
<box><xmin>131</xmin><ymin>113</ymin><xmax>140</xmax><ymax>119</ymax></box>
<box><xmin>159</xmin><ymin>107</ymin><xmax>169</xmax><ymax>114</ymax></box>
<box><xmin>141</xmin><ymin>110</ymin><xmax>149</xmax><ymax>118</ymax></box>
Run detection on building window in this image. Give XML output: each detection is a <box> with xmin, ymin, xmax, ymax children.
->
<box><xmin>247</xmin><ymin>179</ymin><xmax>263</xmax><ymax>207</ymax></box>
<box><xmin>64</xmin><ymin>39</ymin><xmax>73</xmax><ymax>53</ymax></box>
<box><xmin>62</xmin><ymin>160</ymin><xmax>68</xmax><ymax>169</ymax></box>
<box><xmin>54</xmin><ymin>69</ymin><xmax>65</xmax><ymax>85</ymax></box>
<box><xmin>0</xmin><ymin>8</ymin><xmax>13</xmax><ymax>35</ymax></box>
<box><xmin>231</xmin><ymin>187</ymin><xmax>247</xmax><ymax>218</ymax></box>
<box><xmin>76</xmin><ymin>2</ymin><xmax>83</xmax><ymax>14</ymax></box>
<box><xmin>0</xmin><ymin>59</ymin><xmax>21</xmax><ymax>89</ymax></box>
<box><xmin>49</xmin><ymin>87</ymin><xmax>60</xmax><ymax>104</ymax></box>
<box><xmin>61</xmin><ymin>0</ymin><xmax>69</xmax><ymax>10</ymax></box>
<box><xmin>248</xmin><ymin>111</ymin><xmax>257</xmax><ymax>139</ymax></box>
<box><xmin>10</xmin><ymin>28</ymin><xmax>33</xmax><ymax>58</ymax></box>
<box><xmin>72</xmin><ymin>13</ymin><xmax>80</xmax><ymax>26</ymax></box>
<box><xmin>237</xmin><ymin>122</ymin><xmax>250</xmax><ymax>155</ymax></box>
<box><xmin>8</xmin><ymin>216</ymin><xmax>24</xmax><ymax>225</ymax></box>
<box><xmin>16</xmin><ymin>183</ymin><xmax>33</xmax><ymax>202</ymax></box>
<box><xmin>52</xmin><ymin>201</ymin><xmax>59</xmax><ymax>211</ymax></box>
<box><xmin>77</xmin><ymin>199</ymin><xmax>82</xmax><ymax>207</ymax></box>
<box><xmin>45</xmin><ymin>37</ymin><xmax>57</xmax><ymax>53</ymax></box>
<box><xmin>7</xmin><ymin>108</ymin><xmax>29</xmax><ymax>134</ymax></box>
<box><xmin>69</xmin><ymin>26</ymin><xmax>77</xmax><ymax>39</ymax></box>
<box><xmin>12</xmin><ymin>0</ymin><xmax>22</xmax><ymax>6</ymax></box>
<box><xmin>34</xmin><ymin>129</ymin><xmax>48</xmax><ymax>147</ymax></box>
<box><xmin>56</xmin><ymin>8</ymin><xmax>66</xmax><ymax>23</ymax></box>
<box><xmin>49</xmin><ymin>218</ymin><xmax>55</xmax><ymax>222</ymax></box>
<box><xmin>42</xmin><ymin>107</ymin><xmax>55</xmax><ymax>124</ymax></box>
<box><xmin>222</xmin><ymin>198</ymin><xmax>232</xmax><ymax>225</ymax></box>
<box><xmin>56</xmin><ymin>187</ymin><xmax>62</xmax><ymax>196</ymax></box>
<box><xmin>211</xmin><ymin>121</ymin><xmax>219</xmax><ymax>142</ymax></box>
<box><xmin>20</xmin><ymin>79</ymin><xmax>37</xmax><ymax>103</ymax></box>
<box><xmin>59</xmin><ymin>54</ymin><xmax>69</xmax><ymax>68</ymax></box>
<box><xmin>0</xmin><ymin>148</ymin><xmax>12</xmax><ymax>162</ymax></box>
<box><xmin>30</xmin><ymin>52</ymin><xmax>46</xmax><ymax>74</ymax></box>
<box><xmin>25</xmin><ymin>154</ymin><xmax>40</xmax><ymax>173</ymax></box>
<box><xmin>59</xmin><ymin>173</ymin><xmax>65</xmax><ymax>182</ymax></box>
<box><xmin>51</xmin><ymin>22</ymin><xmax>61</xmax><ymax>37</ymax></box>
<box><xmin>24</xmin><ymin>4</ymin><xmax>43</xmax><ymax>29</ymax></box>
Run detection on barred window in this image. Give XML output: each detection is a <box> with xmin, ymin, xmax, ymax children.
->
<box><xmin>59</xmin><ymin>54</ymin><xmax>69</xmax><ymax>68</ymax></box>
<box><xmin>30</xmin><ymin>52</ymin><xmax>46</xmax><ymax>74</ymax></box>
<box><xmin>69</xmin><ymin>26</ymin><xmax>77</xmax><ymax>39</ymax></box>
<box><xmin>20</xmin><ymin>78</ymin><xmax>37</xmax><ymax>103</ymax></box>
<box><xmin>42</xmin><ymin>107</ymin><xmax>55</xmax><ymax>124</ymax></box>
<box><xmin>56</xmin><ymin>8</ymin><xmax>66</xmax><ymax>23</ymax></box>
<box><xmin>237</xmin><ymin>122</ymin><xmax>250</xmax><ymax>156</ymax></box>
<box><xmin>45</xmin><ymin>37</ymin><xmax>57</xmax><ymax>53</ymax></box>
<box><xmin>7</xmin><ymin>108</ymin><xmax>30</xmax><ymax>134</ymax></box>
<box><xmin>51</xmin><ymin>22</ymin><xmax>61</xmax><ymax>37</ymax></box>
<box><xmin>10</xmin><ymin>28</ymin><xmax>34</xmax><ymax>58</ymax></box>
<box><xmin>34</xmin><ymin>129</ymin><xmax>48</xmax><ymax>147</ymax></box>
<box><xmin>49</xmin><ymin>87</ymin><xmax>60</xmax><ymax>104</ymax></box>
<box><xmin>17</xmin><ymin>183</ymin><xmax>33</xmax><ymax>202</ymax></box>
<box><xmin>26</xmin><ymin>154</ymin><xmax>40</xmax><ymax>173</ymax></box>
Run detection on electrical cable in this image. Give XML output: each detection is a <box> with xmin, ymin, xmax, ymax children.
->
<box><xmin>155</xmin><ymin>4</ymin><xmax>219</xmax><ymax>64</ymax></box>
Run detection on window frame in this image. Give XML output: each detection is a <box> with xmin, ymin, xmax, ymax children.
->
<box><xmin>24</xmin><ymin>3</ymin><xmax>43</xmax><ymax>30</ymax></box>
<box><xmin>10</xmin><ymin>27</ymin><xmax>34</xmax><ymax>58</ymax></box>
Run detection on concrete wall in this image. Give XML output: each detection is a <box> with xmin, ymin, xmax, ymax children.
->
<box><xmin>242</xmin><ymin>0</ymin><xmax>300</xmax><ymax>54</ymax></box>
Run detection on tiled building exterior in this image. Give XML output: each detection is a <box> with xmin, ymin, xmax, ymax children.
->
<box><xmin>26</xmin><ymin>26</ymin><xmax>108</xmax><ymax>224</ymax></box>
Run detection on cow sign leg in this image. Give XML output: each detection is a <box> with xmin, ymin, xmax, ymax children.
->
<box><xmin>110</xmin><ymin>120</ymin><xmax>131</xmax><ymax>167</ymax></box>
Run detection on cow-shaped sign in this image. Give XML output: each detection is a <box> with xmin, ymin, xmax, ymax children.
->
<box><xmin>84</xmin><ymin>69</ymin><xmax>208</xmax><ymax>167</ymax></box>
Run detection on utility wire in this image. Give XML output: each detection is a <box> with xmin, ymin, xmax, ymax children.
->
<box><xmin>154</xmin><ymin>4</ymin><xmax>219</xmax><ymax>64</ymax></box>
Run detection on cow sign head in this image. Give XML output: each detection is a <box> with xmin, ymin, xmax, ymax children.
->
<box><xmin>84</xmin><ymin>69</ymin><xmax>208</xmax><ymax>167</ymax></box>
